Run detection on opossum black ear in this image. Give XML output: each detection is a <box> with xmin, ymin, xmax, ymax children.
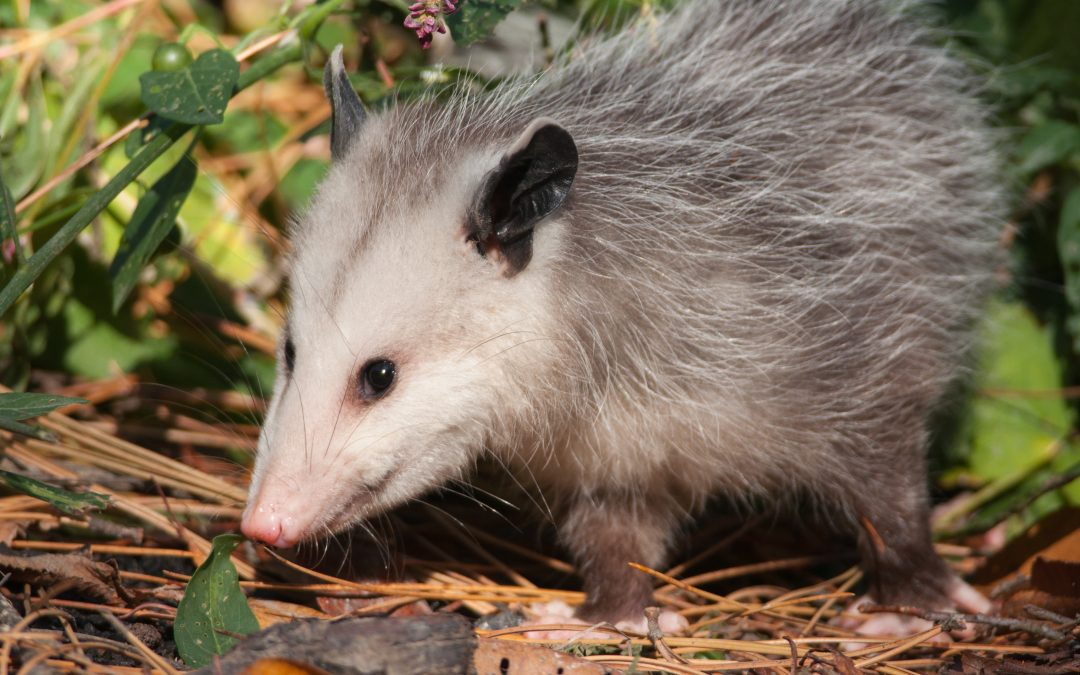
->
<box><xmin>323</xmin><ymin>45</ymin><xmax>367</xmax><ymax>161</ymax></box>
<box><xmin>469</xmin><ymin>118</ymin><xmax>578</xmax><ymax>276</ymax></box>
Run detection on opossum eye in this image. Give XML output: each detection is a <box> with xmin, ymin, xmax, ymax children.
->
<box><xmin>283</xmin><ymin>337</ymin><xmax>296</xmax><ymax>373</ymax></box>
<box><xmin>360</xmin><ymin>359</ymin><xmax>396</xmax><ymax>399</ymax></box>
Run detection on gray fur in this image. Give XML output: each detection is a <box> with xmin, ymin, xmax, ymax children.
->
<box><xmin>245</xmin><ymin>0</ymin><xmax>1006</xmax><ymax>624</ymax></box>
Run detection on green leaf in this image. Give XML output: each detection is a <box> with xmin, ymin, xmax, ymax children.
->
<box><xmin>3</xmin><ymin>72</ymin><xmax>46</xmax><ymax>200</ymax></box>
<box><xmin>0</xmin><ymin>469</ymin><xmax>109</xmax><ymax>515</ymax></box>
<box><xmin>445</xmin><ymin>0</ymin><xmax>522</xmax><ymax>46</ymax></box>
<box><xmin>139</xmin><ymin>49</ymin><xmax>239</xmax><ymax>125</ymax></box>
<box><xmin>0</xmin><ymin>163</ymin><xmax>23</xmax><ymax>267</ymax></box>
<box><xmin>1015</xmin><ymin>121</ymin><xmax>1080</xmax><ymax>175</ymax></box>
<box><xmin>109</xmin><ymin>155</ymin><xmax>198</xmax><ymax>312</ymax></box>
<box><xmin>1058</xmin><ymin>188</ymin><xmax>1080</xmax><ymax>350</ymax></box>
<box><xmin>968</xmin><ymin>300</ymin><xmax>1072</xmax><ymax>481</ymax></box>
<box><xmin>174</xmin><ymin>534</ymin><xmax>259</xmax><ymax>668</ymax></box>
<box><xmin>0</xmin><ymin>391</ymin><xmax>87</xmax><ymax>421</ymax></box>
<box><xmin>0</xmin><ymin>418</ymin><xmax>54</xmax><ymax>441</ymax></box>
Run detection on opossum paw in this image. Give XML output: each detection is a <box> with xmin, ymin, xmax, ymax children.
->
<box><xmin>947</xmin><ymin>578</ymin><xmax>991</xmax><ymax>615</ymax></box>
<box><xmin>835</xmin><ymin>580</ymin><xmax>992</xmax><ymax>647</ymax></box>
<box><xmin>521</xmin><ymin>601</ymin><xmax>688</xmax><ymax>641</ymax></box>
<box><xmin>612</xmin><ymin>609</ymin><xmax>690</xmax><ymax>636</ymax></box>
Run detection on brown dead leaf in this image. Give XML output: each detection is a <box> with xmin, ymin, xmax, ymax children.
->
<box><xmin>249</xmin><ymin>598</ymin><xmax>331</xmax><ymax>628</ymax></box>
<box><xmin>1031</xmin><ymin>557</ymin><xmax>1080</xmax><ymax>598</ymax></box>
<box><xmin>0</xmin><ymin>545</ymin><xmax>128</xmax><ymax>605</ymax></box>
<box><xmin>974</xmin><ymin>507</ymin><xmax>1080</xmax><ymax>588</ymax></box>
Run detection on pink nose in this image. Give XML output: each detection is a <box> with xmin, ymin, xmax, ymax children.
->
<box><xmin>241</xmin><ymin>502</ymin><xmax>301</xmax><ymax>548</ymax></box>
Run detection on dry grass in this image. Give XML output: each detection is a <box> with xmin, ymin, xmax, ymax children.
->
<box><xmin>0</xmin><ymin>381</ymin><xmax>1073</xmax><ymax>673</ymax></box>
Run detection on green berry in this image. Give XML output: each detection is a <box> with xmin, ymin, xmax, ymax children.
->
<box><xmin>152</xmin><ymin>43</ymin><xmax>193</xmax><ymax>72</ymax></box>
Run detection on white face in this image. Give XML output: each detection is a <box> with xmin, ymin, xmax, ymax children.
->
<box><xmin>240</xmin><ymin>114</ymin><xmax>573</xmax><ymax>548</ymax></box>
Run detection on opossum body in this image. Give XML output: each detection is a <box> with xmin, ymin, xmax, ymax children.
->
<box><xmin>242</xmin><ymin>0</ymin><xmax>1005</xmax><ymax>627</ymax></box>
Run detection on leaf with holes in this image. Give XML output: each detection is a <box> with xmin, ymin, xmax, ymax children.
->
<box><xmin>109</xmin><ymin>155</ymin><xmax>197</xmax><ymax>312</ymax></box>
<box><xmin>445</xmin><ymin>0</ymin><xmax>522</xmax><ymax>46</ymax></box>
<box><xmin>174</xmin><ymin>534</ymin><xmax>259</xmax><ymax>668</ymax></box>
<box><xmin>139</xmin><ymin>48</ymin><xmax>239</xmax><ymax>125</ymax></box>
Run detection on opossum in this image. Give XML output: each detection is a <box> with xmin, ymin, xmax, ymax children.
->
<box><xmin>241</xmin><ymin>0</ymin><xmax>1005</xmax><ymax>632</ymax></box>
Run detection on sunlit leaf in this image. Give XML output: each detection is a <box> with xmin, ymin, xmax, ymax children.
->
<box><xmin>139</xmin><ymin>49</ymin><xmax>239</xmax><ymax>125</ymax></box>
<box><xmin>445</xmin><ymin>0</ymin><xmax>522</xmax><ymax>46</ymax></box>
<box><xmin>969</xmin><ymin>301</ymin><xmax>1073</xmax><ymax>481</ymax></box>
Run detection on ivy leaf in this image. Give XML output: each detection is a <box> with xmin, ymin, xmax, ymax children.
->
<box><xmin>174</xmin><ymin>534</ymin><xmax>259</xmax><ymax>668</ymax></box>
<box><xmin>109</xmin><ymin>155</ymin><xmax>198</xmax><ymax>313</ymax></box>
<box><xmin>139</xmin><ymin>49</ymin><xmax>239</xmax><ymax>125</ymax></box>
<box><xmin>0</xmin><ymin>469</ymin><xmax>109</xmax><ymax>515</ymax></box>
<box><xmin>445</xmin><ymin>0</ymin><xmax>522</xmax><ymax>46</ymax></box>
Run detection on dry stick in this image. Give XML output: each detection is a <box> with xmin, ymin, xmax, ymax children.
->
<box><xmin>852</xmin><ymin>626</ymin><xmax>943</xmax><ymax>668</ymax></box>
<box><xmin>858</xmin><ymin>604</ymin><xmax>1068</xmax><ymax>642</ymax></box>
<box><xmin>628</xmin><ymin>563</ymin><xmax>747</xmax><ymax>611</ymax></box>
<box><xmin>588</xmin><ymin>654</ymin><xmax>707</xmax><ymax>675</ymax></box>
<box><xmin>84</xmin><ymin>421</ymin><xmax>257</xmax><ymax>451</ymax></box>
<box><xmin>1</xmin><ymin>443</ymin><xmax>252</xmax><ymax>577</ymax></box>
<box><xmin>646</xmin><ymin>607</ymin><xmax>689</xmax><ymax>664</ymax></box>
<box><xmin>37</xmin><ymin>413</ymin><xmax>246</xmax><ymax>502</ymax></box>
<box><xmin>15</xmin><ymin>120</ymin><xmax>147</xmax><ymax>215</ymax></box>
<box><xmin>16</xmin><ymin>436</ymin><xmax>239</xmax><ymax>506</ymax></box>
<box><xmin>676</xmin><ymin>554</ymin><xmax>840</xmax><ymax>589</ymax></box>
<box><xmin>261</xmin><ymin>549</ymin><xmax>582</xmax><ymax>604</ymax></box>
<box><xmin>738</xmin><ymin>592</ymin><xmax>854</xmax><ymax>617</ymax></box>
<box><xmin>802</xmin><ymin>567</ymin><xmax>862</xmax><ymax>634</ymax></box>
<box><xmin>0</xmin><ymin>608</ymin><xmax>77</xmax><ymax>675</ymax></box>
<box><xmin>0</xmin><ymin>0</ymin><xmax>145</xmax><ymax>60</ymax></box>
<box><xmin>684</xmin><ymin>658</ymin><xmax>792</xmax><ymax>673</ymax></box>
<box><xmin>12</xmin><ymin>435</ymin><xmax>187</xmax><ymax>501</ymax></box>
<box><xmin>10</xmin><ymin>541</ymin><xmax>193</xmax><ymax>558</ymax></box>
<box><xmin>99</xmin><ymin>612</ymin><xmax>179</xmax><ymax>675</ymax></box>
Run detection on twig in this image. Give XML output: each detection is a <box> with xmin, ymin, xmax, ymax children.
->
<box><xmin>858</xmin><ymin>603</ymin><xmax>1068</xmax><ymax>641</ymax></box>
<box><xmin>646</xmin><ymin>607</ymin><xmax>689</xmax><ymax>664</ymax></box>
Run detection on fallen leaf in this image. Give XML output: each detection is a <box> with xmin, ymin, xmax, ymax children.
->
<box><xmin>0</xmin><ymin>546</ymin><xmax>127</xmax><ymax>605</ymax></box>
<box><xmin>249</xmin><ymin>599</ymin><xmax>330</xmax><ymax>628</ymax></box>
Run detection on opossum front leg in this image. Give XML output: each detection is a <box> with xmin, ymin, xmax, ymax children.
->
<box><xmin>554</xmin><ymin>490</ymin><xmax>688</xmax><ymax>634</ymax></box>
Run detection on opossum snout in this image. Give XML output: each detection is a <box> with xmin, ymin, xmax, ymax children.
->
<box><xmin>241</xmin><ymin>500</ymin><xmax>309</xmax><ymax>548</ymax></box>
<box><xmin>240</xmin><ymin>483</ymin><xmax>322</xmax><ymax>548</ymax></box>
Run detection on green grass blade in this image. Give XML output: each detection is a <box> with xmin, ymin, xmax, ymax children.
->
<box><xmin>0</xmin><ymin>469</ymin><xmax>109</xmax><ymax>515</ymax></box>
<box><xmin>0</xmin><ymin>391</ymin><xmax>87</xmax><ymax>420</ymax></box>
<box><xmin>0</xmin><ymin>163</ymin><xmax>24</xmax><ymax>266</ymax></box>
<box><xmin>110</xmin><ymin>153</ymin><xmax>199</xmax><ymax>312</ymax></box>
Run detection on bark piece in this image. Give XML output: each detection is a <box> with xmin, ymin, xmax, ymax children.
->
<box><xmin>191</xmin><ymin>615</ymin><xmax>476</xmax><ymax>675</ymax></box>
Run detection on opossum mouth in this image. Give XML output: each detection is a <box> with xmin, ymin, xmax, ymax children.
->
<box><xmin>322</xmin><ymin>465</ymin><xmax>401</xmax><ymax>535</ymax></box>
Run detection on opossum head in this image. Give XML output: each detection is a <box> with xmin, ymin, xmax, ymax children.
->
<box><xmin>241</xmin><ymin>48</ymin><xmax>578</xmax><ymax>548</ymax></box>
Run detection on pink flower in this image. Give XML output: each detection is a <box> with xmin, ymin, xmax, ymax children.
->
<box><xmin>404</xmin><ymin>0</ymin><xmax>461</xmax><ymax>50</ymax></box>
